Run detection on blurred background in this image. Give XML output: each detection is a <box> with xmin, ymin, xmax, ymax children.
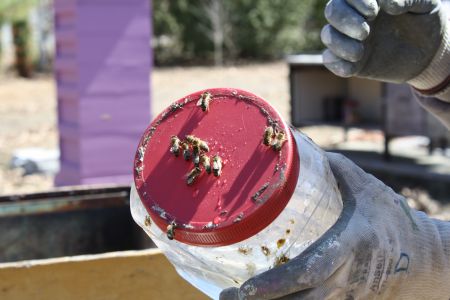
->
<box><xmin>0</xmin><ymin>0</ymin><xmax>450</xmax><ymax>279</ymax></box>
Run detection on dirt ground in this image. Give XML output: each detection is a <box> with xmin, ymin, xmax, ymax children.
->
<box><xmin>0</xmin><ymin>61</ymin><xmax>447</xmax><ymax>219</ymax></box>
<box><xmin>0</xmin><ymin>75</ymin><xmax>57</xmax><ymax>195</ymax></box>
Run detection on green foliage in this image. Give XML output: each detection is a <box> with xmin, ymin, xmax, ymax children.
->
<box><xmin>226</xmin><ymin>0</ymin><xmax>309</xmax><ymax>59</ymax></box>
<box><xmin>0</xmin><ymin>0</ymin><xmax>37</xmax><ymax>23</ymax></box>
<box><xmin>300</xmin><ymin>0</ymin><xmax>329</xmax><ymax>51</ymax></box>
<box><xmin>153</xmin><ymin>0</ymin><xmax>217</xmax><ymax>65</ymax></box>
<box><xmin>0</xmin><ymin>0</ymin><xmax>37</xmax><ymax>76</ymax></box>
<box><xmin>152</xmin><ymin>0</ymin><xmax>328</xmax><ymax>65</ymax></box>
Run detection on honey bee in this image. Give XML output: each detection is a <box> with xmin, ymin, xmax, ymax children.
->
<box><xmin>182</xmin><ymin>142</ymin><xmax>191</xmax><ymax>161</ymax></box>
<box><xmin>185</xmin><ymin>135</ymin><xmax>198</xmax><ymax>145</ymax></box>
<box><xmin>212</xmin><ymin>155</ymin><xmax>222</xmax><ymax>177</ymax></box>
<box><xmin>191</xmin><ymin>140</ymin><xmax>201</xmax><ymax>166</ymax></box>
<box><xmin>193</xmin><ymin>153</ymin><xmax>200</xmax><ymax>167</ymax></box>
<box><xmin>144</xmin><ymin>215</ymin><xmax>151</xmax><ymax>227</ymax></box>
<box><xmin>199</xmin><ymin>140</ymin><xmax>209</xmax><ymax>152</ymax></box>
<box><xmin>166</xmin><ymin>221</ymin><xmax>177</xmax><ymax>240</ymax></box>
<box><xmin>197</xmin><ymin>92</ymin><xmax>212</xmax><ymax>112</ymax></box>
<box><xmin>170</xmin><ymin>135</ymin><xmax>181</xmax><ymax>157</ymax></box>
<box><xmin>192</xmin><ymin>140</ymin><xmax>200</xmax><ymax>154</ymax></box>
<box><xmin>263</xmin><ymin>126</ymin><xmax>274</xmax><ymax>146</ymax></box>
<box><xmin>186</xmin><ymin>167</ymin><xmax>202</xmax><ymax>185</ymax></box>
<box><xmin>186</xmin><ymin>135</ymin><xmax>209</xmax><ymax>153</ymax></box>
<box><xmin>272</xmin><ymin>131</ymin><xmax>286</xmax><ymax>151</ymax></box>
<box><xmin>200</xmin><ymin>154</ymin><xmax>211</xmax><ymax>174</ymax></box>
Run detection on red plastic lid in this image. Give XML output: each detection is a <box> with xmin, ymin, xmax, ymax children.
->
<box><xmin>133</xmin><ymin>88</ymin><xmax>299</xmax><ymax>246</ymax></box>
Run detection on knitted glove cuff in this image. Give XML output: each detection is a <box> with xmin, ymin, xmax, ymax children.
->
<box><xmin>408</xmin><ymin>17</ymin><xmax>450</xmax><ymax>102</ymax></box>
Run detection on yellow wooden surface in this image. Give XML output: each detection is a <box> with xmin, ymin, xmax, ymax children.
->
<box><xmin>0</xmin><ymin>249</ymin><xmax>208</xmax><ymax>300</ymax></box>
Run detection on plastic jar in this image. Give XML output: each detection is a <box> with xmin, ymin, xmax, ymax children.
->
<box><xmin>130</xmin><ymin>88</ymin><xmax>342</xmax><ymax>299</ymax></box>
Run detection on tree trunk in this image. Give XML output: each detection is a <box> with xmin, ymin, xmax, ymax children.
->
<box><xmin>205</xmin><ymin>0</ymin><xmax>224</xmax><ymax>66</ymax></box>
<box><xmin>12</xmin><ymin>20</ymin><xmax>33</xmax><ymax>78</ymax></box>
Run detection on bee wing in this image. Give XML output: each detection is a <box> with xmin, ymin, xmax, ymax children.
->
<box><xmin>196</xmin><ymin>98</ymin><xmax>203</xmax><ymax>106</ymax></box>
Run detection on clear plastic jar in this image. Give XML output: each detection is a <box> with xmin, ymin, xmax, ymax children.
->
<box><xmin>131</xmin><ymin>124</ymin><xmax>342</xmax><ymax>299</ymax></box>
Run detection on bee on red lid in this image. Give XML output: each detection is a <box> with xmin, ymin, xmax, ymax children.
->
<box><xmin>199</xmin><ymin>140</ymin><xmax>209</xmax><ymax>152</ymax></box>
<box><xmin>197</xmin><ymin>92</ymin><xmax>212</xmax><ymax>112</ymax></box>
<box><xmin>166</xmin><ymin>221</ymin><xmax>177</xmax><ymax>240</ymax></box>
<box><xmin>182</xmin><ymin>142</ymin><xmax>191</xmax><ymax>161</ymax></box>
<box><xmin>212</xmin><ymin>155</ymin><xmax>222</xmax><ymax>177</ymax></box>
<box><xmin>200</xmin><ymin>154</ymin><xmax>211</xmax><ymax>174</ymax></box>
<box><xmin>185</xmin><ymin>135</ymin><xmax>198</xmax><ymax>145</ymax></box>
<box><xmin>263</xmin><ymin>126</ymin><xmax>274</xmax><ymax>146</ymax></box>
<box><xmin>193</xmin><ymin>153</ymin><xmax>200</xmax><ymax>167</ymax></box>
<box><xmin>186</xmin><ymin>167</ymin><xmax>202</xmax><ymax>185</ymax></box>
<box><xmin>169</xmin><ymin>135</ymin><xmax>181</xmax><ymax>157</ymax></box>
<box><xmin>272</xmin><ymin>131</ymin><xmax>286</xmax><ymax>151</ymax></box>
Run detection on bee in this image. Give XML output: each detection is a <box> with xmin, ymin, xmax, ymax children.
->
<box><xmin>185</xmin><ymin>135</ymin><xmax>198</xmax><ymax>145</ymax></box>
<box><xmin>166</xmin><ymin>221</ymin><xmax>177</xmax><ymax>240</ymax></box>
<box><xmin>190</xmin><ymin>140</ymin><xmax>201</xmax><ymax>166</ymax></box>
<box><xmin>199</xmin><ymin>140</ymin><xmax>209</xmax><ymax>152</ymax></box>
<box><xmin>272</xmin><ymin>131</ymin><xmax>286</xmax><ymax>151</ymax></box>
<box><xmin>192</xmin><ymin>139</ymin><xmax>200</xmax><ymax>154</ymax></box>
<box><xmin>144</xmin><ymin>215</ymin><xmax>151</xmax><ymax>227</ymax></box>
<box><xmin>200</xmin><ymin>154</ymin><xmax>211</xmax><ymax>174</ymax></box>
<box><xmin>193</xmin><ymin>153</ymin><xmax>200</xmax><ymax>167</ymax></box>
<box><xmin>212</xmin><ymin>155</ymin><xmax>222</xmax><ymax>177</ymax></box>
<box><xmin>170</xmin><ymin>135</ymin><xmax>181</xmax><ymax>157</ymax></box>
<box><xmin>197</xmin><ymin>92</ymin><xmax>212</xmax><ymax>112</ymax></box>
<box><xmin>182</xmin><ymin>142</ymin><xmax>191</xmax><ymax>161</ymax></box>
<box><xmin>186</xmin><ymin>167</ymin><xmax>202</xmax><ymax>185</ymax></box>
<box><xmin>263</xmin><ymin>126</ymin><xmax>274</xmax><ymax>146</ymax></box>
<box><xmin>186</xmin><ymin>135</ymin><xmax>209</xmax><ymax>152</ymax></box>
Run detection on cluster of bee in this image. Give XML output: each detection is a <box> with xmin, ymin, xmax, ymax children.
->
<box><xmin>263</xmin><ymin>126</ymin><xmax>286</xmax><ymax>151</ymax></box>
<box><xmin>196</xmin><ymin>91</ymin><xmax>212</xmax><ymax>112</ymax></box>
<box><xmin>170</xmin><ymin>134</ymin><xmax>222</xmax><ymax>186</ymax></box>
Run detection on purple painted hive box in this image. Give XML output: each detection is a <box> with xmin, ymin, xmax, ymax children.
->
<box><xmin>54</xmin><ymin>0</ymin><xmax>152</xmax><ymax>185</ymax></box>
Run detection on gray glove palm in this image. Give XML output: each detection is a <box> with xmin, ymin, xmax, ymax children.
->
<box><xmin>322</xmin><ymin>0</ymin><xmax>447</xmax><ymax>83</ymax></box>
<box><xmin>220</xmin><ymin>153</ymin><xmax>450</xmax><ymax>299</ymax></box>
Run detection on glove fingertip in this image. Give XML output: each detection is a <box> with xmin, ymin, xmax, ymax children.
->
<box><xmin>320</xmin><ymin>25</ymin><xmax>332</xmax><ymax>46</ymax></box>
<box><xmin>321</xmin><ymin>25</ymin><xmax>364</xmax><ymax>62</ymax></box>
<box><xmin>220</xmin><ymin>287</ymin><xmax>240</xmax><ymax>300</ymax></box>
<box><xmin>325</xmin><ymin>0</ymin><xmax>371</xmax><ymax>41</ymax></box>
<box><xmin>346</xmin><ymin>0</ymin><xmax>379</xmax><ymax>20</ymax></box>
<box><xmin>322</xmin><ymin>50</ymin><xmax>357</xmax><ymax>78</ymax></box>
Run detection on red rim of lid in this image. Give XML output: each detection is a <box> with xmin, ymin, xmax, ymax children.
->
<box><xmin>133</xmin><ymin>88</ymin><xmax>299</xmax><ymax>246</ymax></box>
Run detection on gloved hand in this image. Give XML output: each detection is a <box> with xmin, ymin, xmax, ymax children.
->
<box><xmin>220</xmin><ymin>152</ymin><xmax>450</xmax><ymax>300</ymax></box>
<box><xmin>321</xmin><ymin>0</ymin><xmax>449</xmax><ymax>100</ymax></box>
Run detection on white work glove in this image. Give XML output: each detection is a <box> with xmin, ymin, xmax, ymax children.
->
<box><xmin>220</xmin><ymin>153</ymin><xmax>450</xmax><ymax>300</ymax></box>
<box><xmin>321</xmin><ymin>0</ymin><xmax>450</xmax><ymax>102</ymax></box>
